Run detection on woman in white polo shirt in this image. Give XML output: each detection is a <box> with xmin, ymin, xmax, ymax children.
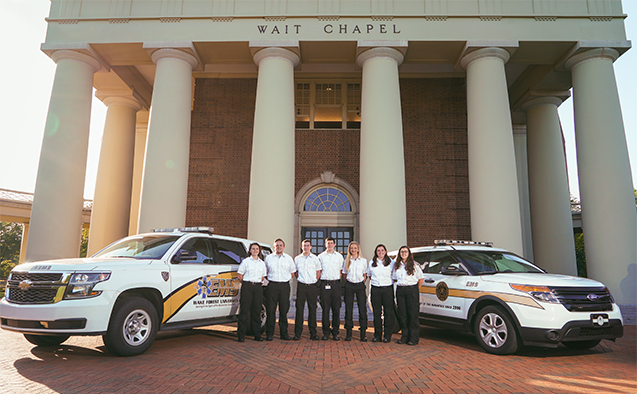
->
<box><xmin>367</xmin><ymin>244</ymin><xmax>395</xmax><ymax>343</ymax></box>
<box><xmin>342</xmin><ymin>241</ymin><xmax>369</xmax><ymax>341</ymax></box>
<box><xmin>237</xmin><ymin>242</ymin><xmax>267</xmax><ymax>342</ymax></box>
<box><xmin>392</xmin><ymin>246</ymin><xmax>424</xmax><ymax>345</ymax></box>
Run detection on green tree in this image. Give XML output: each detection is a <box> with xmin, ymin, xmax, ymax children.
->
<box><xmin>80</xmin><ymin>228</ymin><xmax>89</xmax><ymax>258</ymax></box>
<box><xmin>1</xmin><ymin>260</ymin><xmax>16</xmax><ymax>279</ymax></box>
<box><xmin>574</xmin><ymin>233</ymin><xmax>587</xmax><ymax>278</ymax></box>
<box><xmin>0</xmin><ymin>222</ymin><xmax>22</xmax><ymax>265</ymax></box>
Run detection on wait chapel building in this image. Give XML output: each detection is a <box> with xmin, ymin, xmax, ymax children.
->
<box><xmin>25</xmin><ymin>0</ymin><xmax>636</xmax><ymax>305</ymax></box>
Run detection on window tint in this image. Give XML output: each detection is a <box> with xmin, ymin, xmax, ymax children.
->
<box><xmin>456</xmin><ymin>251</ymin><xmax>543</xmax><ymax>274</ymax></box>
<box><xmin>94</xmin><ymin>235</ymin><xmax>179</xmax><ymax>260</ymax></box>
<box><xmin>176</xmin><ymin>238</ymin><xmax>214</xmax><ymax>264</ymax></box>
<box><xmin>212</xmin><ymin>239</ymin><xmax>246</xmax><ymax>265</ymax></box>
<box><xmin>426</xmin><ymin>251</ymin><xmax>460</xmax><ymax>274</ymax></box>
<box><xmin>412</xmin><ymin>252</ymin><xmax>430</xmax><ymax>270</ymax></box>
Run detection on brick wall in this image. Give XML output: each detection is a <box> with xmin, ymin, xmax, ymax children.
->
<box><xmin>401</xmin><ymin>78</ymin><xmax>471</xmax><ymax>245</ymax></box>
<box><xmin>186</xmin><ymin>77</ymin><xmax>470</xmax><ymax>244</ymax></box>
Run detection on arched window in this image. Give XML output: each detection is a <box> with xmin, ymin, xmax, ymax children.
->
<box><xmin>304</xmin><ymin>187</ymin><xmax>352</xmax><ymax>212</ymax></box>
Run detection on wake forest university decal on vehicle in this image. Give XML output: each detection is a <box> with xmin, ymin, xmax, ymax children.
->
<box><xmin>161</xmin><ymin>272</ymin><xmax>240</xmax><ymax>323</ymax></box>
<box><xmin>420</xmin><ymin>286</ymin><xmax>545</xmax><ymax>310</ymax></box>
<box><xmin>436</xmin><ymin>282</ymin><xmax>449</xmax><ymax>301</ymax></box>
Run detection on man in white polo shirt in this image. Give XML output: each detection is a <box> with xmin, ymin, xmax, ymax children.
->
<box><xmin>318</xmin><ymin>236</ymin><xmax>344</xmax><ymax>340</ymax></box>
<box><xmin>293</xmin><ymin>239</ymin><xmax>322</xmax><ymax>340</ymax></box>
<box><xmin>264</xmin><ymin>238</ymin><xmax>296</xmax><ymax>341</ymax></box>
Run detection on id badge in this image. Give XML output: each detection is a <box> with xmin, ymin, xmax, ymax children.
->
<box><xmin>325</xmin><ymin>284</ymin><xmax>331</xmax><ymax>290</ymax></box>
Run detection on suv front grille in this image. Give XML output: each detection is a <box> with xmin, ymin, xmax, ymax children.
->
<box><xmin>551</xmin><ymin>286</ymin><xmax>613</xmax><ymax>312</ymax></box>
<box><xmin>6</xmin><ymin>272</ymin><xmax>66</xmax><ymax>304</ymax></box>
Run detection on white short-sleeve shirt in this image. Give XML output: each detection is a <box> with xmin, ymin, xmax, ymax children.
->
<box><xmin>294</xmin><ymin>253</ymin><xmax>321</xmax><ymax>284</ymax></box>
<box><xmin>392</xmin><ymin>262</ymin><xmax>424</xmax><ymax>286</ymax></box>
<box><xmin>343</xmin><ymin>257</ymin><xmax>368</xmax><ymax>283</ymax></box>
<box><xmin>238</xmin><ymin>256</ymin><xmax>267</xmax><ymax>283</ymax></box>
<box><xmin>367</xmin><ymin>258</ymin><xmax>395</xmax><ymax>287</ymax></box>
<box><xmin>318</xmin><ymin>251</ymin><xmax>344</xmax><ymax>281</ymax></box>
<box><xmin>265</xmin><ymin>252</ymin><xmax>296</xmax><ymax>282</ymax></box>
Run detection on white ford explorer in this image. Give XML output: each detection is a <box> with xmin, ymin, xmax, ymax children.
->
<box><xmin>0</xmin><ymin>227</ymin><xmax>271</xmax><ymax>356</ymax></box>
<box><xmin>392</xmin><ymin>240</ymin><xmax>624</xmax><ymax>355</ymax></box>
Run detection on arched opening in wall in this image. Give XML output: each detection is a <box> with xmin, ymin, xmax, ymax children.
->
<box><xmin>295</xmin><ymin>173</ymin><xmax>359</xmax><ymax>255</ymax></box>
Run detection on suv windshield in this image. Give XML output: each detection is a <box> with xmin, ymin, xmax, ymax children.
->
<box><xmin>93</xmin><ymin>235</ymin><xmax>180</xmax><ymax>260</ymax></box>
<box><xmin>456</xmin><ymin>251</ymin><xmax>544</xmax><ymax>275</ymax></box>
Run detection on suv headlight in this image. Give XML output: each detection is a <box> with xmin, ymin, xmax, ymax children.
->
<box><xmin>510</xmin><ymin>284</ymin><xmax>559</xmax><ymax>303</ymax></box>
<box><xmin>64</xmin><ymin>272</ymin><xmax>111</xmax><ymax>299</ymax></box>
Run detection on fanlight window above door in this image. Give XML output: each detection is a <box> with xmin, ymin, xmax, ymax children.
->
<box><xmin>304</xmin><ymin>187</ymin><xmax>351</xmax><ymax>212</ymax></box>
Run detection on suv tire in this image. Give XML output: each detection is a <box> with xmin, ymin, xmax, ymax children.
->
<box><xmin>24</xmin><ymin>334</ymin><xmax>70</xmax><ymax>347</ymax></box>
<box><xmin>474</xmin><ymin>305</ymin><xmax>519</xmax><ymax>355</ymax></box>
<box><xmin>103</xmin><ymin>297</ymin><xmax>158</xmax><ymax>357</ymax></box>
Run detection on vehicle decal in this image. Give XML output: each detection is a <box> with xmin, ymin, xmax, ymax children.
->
<box><xmin>436</xmin><ymin>282</ymin><xmax>449</xmax><ymax>301</ymax></box>
<box><xmin>420</xmin><ymin>286</ymin><xmax>544</xmax><ymax>309</ymax></box>
<box><xmin>162</xmin><ymin>271</ymin><xmax>239</xmax><ymax>323</ymax></box>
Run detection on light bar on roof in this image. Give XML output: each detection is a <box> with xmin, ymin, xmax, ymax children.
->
<box><xmin>152</xmin><ymin>227</ymin><xmax>214</xmax><ymax>234</ymax></box>
<box><xmin>434</xmin><ymin>239</ymin><xmax>493</xmax><ymax>247</ymax></box>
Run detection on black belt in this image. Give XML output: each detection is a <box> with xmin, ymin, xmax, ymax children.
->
<box><xmin>322</xmin><ymin>279</ymin><xmax>340</xmax><ymax>283</ymax></box>
<box><xmin>245</xmin><ymin>281</ymin><xmax>262</xmax><ymax>285</ymax></box>
<box><xmin>397</xmin><ymin>284</ymin><xmax>418</xmax><ymax>287</ymax></box>
<box><xmin>299</xmin><ymin>282</ymin><xmax>318</xmax><ymax>286</ymax></box>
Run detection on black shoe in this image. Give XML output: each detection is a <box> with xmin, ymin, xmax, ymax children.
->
<box><xmin>397</xmin><ymin>339</ymin><xmax>406</xmax><ymax>344</ymax></box>
<box><xmin>310</xmin><ymin>335</ymin><xmax>320</xmax><ymax>340</ymax></box>
<box><xmin>238</xmin><ymin>337</ymin><xmax>245</xmax><ymax>342</ymax></box>
<box><xmin>254</xmin><ymin>337</ymin><xmax>264</xmax><ymax>341</ymax></box>
<box><xmin>266</xmin><ymin>336</ymin><xmax>273</xmax><ymax>341</ymax></box>
<box><xmin>382</xmin><ymin>338</ymin><xmax>390</xmax><ymax>343</ymax></box>
<box><xmin>292</xmin><ymin>336</ymin><xmax>300</xmax><ymax>341</ymax></box>
<box><xmin>281</xmin><ymin>335</ymin><xmax>291</xmax><ymax>340</ymax></box>
<box><xmin>407</xmin><ymin>341</ymin><xmax>417</xmax><ymax>346</ymax></box>
<box><xmin>333</xmin><ymin>335</ymin><xmax>340</xmax><ymax>341</ymax></box>
<box><xmin>360</xmin><ymin>333</ymin><xmax>367</xmax><ymax>342</ymax></box>
<box><xmin>345</xmin><ymin>335</ymin><xmax>352</xmax><ymax>341</ymax></box>
<box><xmin>372</xmin><ymin>337</ymin><xmax>381</xmax><ymax>343</ymax></box>
<box><xmin>322</xmin><ymin>335</ymin><xmax>329</xmax><ymax>340</ymax></box>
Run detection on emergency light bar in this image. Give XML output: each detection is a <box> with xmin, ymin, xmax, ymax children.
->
<box><xmin>153</xmin><ymin>227</ymin><xmax>214</xmax><ymax>234</ymax></box>
<box><xmin>434</xmin><ymin>239</ymin><xmax>493</xmax><ymax>247</ymax></box>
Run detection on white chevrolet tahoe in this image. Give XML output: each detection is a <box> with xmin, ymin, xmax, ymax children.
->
<box><xmin>0</xmin><ymin>227</ymin><xmax>271</xmax><ymax>356</ymax></box>
<box><xmin>393</xmin><ymin>240</ymin><xmax>624</xmax><ymax>355</ymax></box>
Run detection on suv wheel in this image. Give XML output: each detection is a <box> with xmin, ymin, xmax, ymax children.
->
<box><xmin>103</xmin><ymin>297</ymin><xmax>158</xmax><ymax>357</ymax></box>
<box><xmin>563</xmin><ymin>339</ymin><xmax>601</xmax><ymax>350</ymax></box>
<box><xmin>474</xmin><ymin>305</ymin><xmax>519</xmax><ymax>355</ymax></box>
<box><xmin>24</xmin><ymin>334</ymin><xmax>70</xmax><ymax>347</ymax></box>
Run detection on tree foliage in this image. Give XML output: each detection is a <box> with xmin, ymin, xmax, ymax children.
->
<box><xmin>574</xmin><ymin>233</ymin><xmax>587</xmax><ymax>278</ymax></box>
<box><xmin>0</xmin><ymin>222</ymin><xmax>22</xmax><ymax>265</ymax></box>
<box><xmin>80</xmin><ymin>228</ymin><xmax>89</xmax><ymax>258</ymax></box>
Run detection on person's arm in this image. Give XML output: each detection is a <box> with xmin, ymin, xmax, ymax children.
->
<box><xmin>417</xmin><ymin>277</ymin><xmax>424</xmax><ymax>287</ymax></box>
<box><xmin>316</xmin><ymin>270</ymin><xmax>322</xmax><ymax>281</ymax></box>
<box><xmin>237</xmin><ymin>273</ymin><xmax>244</xmax><ymax>282</ymax></box>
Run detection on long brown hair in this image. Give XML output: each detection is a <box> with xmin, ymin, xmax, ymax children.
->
<box><xmin>394</xmin><ymin>245</ymin><xmax>415</xmax><ymax>275</ymax></box>
<box><xmin>371</xmin><ymin>244</ymin><xmax>391</xmax><ymax>267</ymax></box>
<box><xmin>246</xmin><ymin>242</ymin><xmax>264</xmax><ymax>261</ymax></box>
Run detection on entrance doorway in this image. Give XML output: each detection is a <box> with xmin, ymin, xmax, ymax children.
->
<box><xmin>301</xmin><ymin>227</ymin><xmax>353</xmax><ymax>254</ymax></box>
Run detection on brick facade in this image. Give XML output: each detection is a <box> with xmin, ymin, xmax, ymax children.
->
<box><xmin>187</xmin><ymin>77</ymin><xmax>470</xmax><ymax>245</ymax></box>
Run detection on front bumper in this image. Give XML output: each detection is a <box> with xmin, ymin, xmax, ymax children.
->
<box><xmin>519</xmin><ymin>318</ymin><xmax>624</xmax><ymax>348</ymax></box>
<box><xmin>0</xmin><ymin>292</ymin><xmax>117</xmax><ymax>335</ymax></box>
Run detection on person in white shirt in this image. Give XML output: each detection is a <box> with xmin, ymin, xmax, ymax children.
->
<box><xmin>342</xmin><ymin>241</ymin><xmax>369</xmax><ymax>341</ymax></box>
<box><xmin>293</xmin><ymin>239</ymin><xmax>322</xmax><ymax>340</ymax></box>
<box><xmin>264</xmin><ymin>238</ymin><xmax>296</xmax><ymax>341</ymax></box>
<box><xmin>237</xmin><ymin>242</ymin><xmax>267</xmax><ymax>342</ymax></box>
<box><xmin>392</xmin><ymin>245</ymin><xmax>424</xmax><ymax>345</ymax></box>
<box><xmin>318</xmin><ymin>236</ymin><xmax>344</xmax><ymax>340</ymax></box>
<box><xmin>367</xmin><ymin>244</ymin><xmax>396</xmax><ymax>343</ymax></box>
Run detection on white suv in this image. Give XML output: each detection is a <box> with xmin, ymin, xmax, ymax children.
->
<box><xmin>393</xmin><ymin>240</ymin><xmax>624</xmax><ymax>355</ymax></box>
<box><xmin>0</xmin><ymin>227</ymin><xmax>271</xmax><ymax>356</ymax></box>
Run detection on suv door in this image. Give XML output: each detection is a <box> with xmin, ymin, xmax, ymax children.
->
<box><xmin>419</xmin><ymin>251</ymin><xmax>468</xmax><ymax>321</ymax></box>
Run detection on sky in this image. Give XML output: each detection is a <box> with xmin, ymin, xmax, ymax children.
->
<box><xmin>0</xmin><ymin>0</ymin><xmax>635</xmax><ymax>201</ymax></box>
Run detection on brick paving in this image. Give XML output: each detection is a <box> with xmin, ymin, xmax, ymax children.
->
<box><xmin>0</xmin><ymin>315</ymin><xmax>634</xmax><ymax>394</ymax></box>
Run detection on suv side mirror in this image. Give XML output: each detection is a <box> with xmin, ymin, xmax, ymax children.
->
<box><xmin>172</xmin><ymin>251</ymin><xmax>198</xmax><ymax>264</ymax></box>
<box><xmin>441</xmin><ymin>265</ymin><xmax>467</xmax><ymax>276</ymax></box>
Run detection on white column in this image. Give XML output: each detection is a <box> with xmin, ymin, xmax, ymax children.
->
<box><xmin>522</xmin><ymin>97</ymin><xmax>577</xmax><ymax>275</ymax></box>
<box><xmin>566</xmin><ymin>48</ymin><xmax>637</xmax><ymax>305</ymax></box>
<box><xmin>247</xmin><ymin>47</ymin><xmax>299</xmax><ymax>245</ymax></box>
<box><xmin>512</xmin><ymin>124</ymin><xmax>534</xmax><ymax>261</ymax></box>
<box><xmin>129</xmin><ymin>111</ymin><xmax>149</xmax><ymax>235</ymax></box>
<box><xmin>26</xmin><ymin>50</ymin><xmax>101</xmax><ymax>262</ymax></box>
<box><xmin>87</xmin><ymin>94</ymin><xmax>141</xmax><ymax>255</ymax></box>
<box><xmin>357</xmin><ymin>47</ymin><xmax>407</xmax><ymax>252</ymax></box>
<box><xmin>137</xmin><ymin>49</ymin><xmax>198</xmax><ymax>233</ymax></box>
<box><xmin>461</xmin><ymin>48</ymin><xmax>524</xmax><ymax>255</ymax></box>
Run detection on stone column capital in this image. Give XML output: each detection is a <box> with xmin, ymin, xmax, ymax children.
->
<box><xmin>356</xmin><ymin>47</ymin><xmax>404</xmax><ymax>68</ymax></box>
<box><xmin>252</xmin><ymin>47</ymin><xmax>300</xmax><ymax>68</ymax></box>
<box><xmin>460</xmin><ymin>47</ymin><xmax>511</xmax><ymax>70</ymax></box>
<box><xmin>50</xmin><ymin>50</ymin><xmax>102</xmax><ymax>73</ymax></box>
<box><xmin>150</xmin><ymin>48</ymin><xmax>198</xmax><ymax>70</ymax></box>
<box><xmin>95</xmin><ymin>91</ymin><xmax>142</xmax><ymax>111</ymax></box>
<box><xmin>520</xmin><ymin>96</ymin><xmax>565</xmax><ymax>112</ymax></box>
<box><xmin>564</xmin><ymin>48</ymin><xmax>620</xmax><ymax>71</ymax></box>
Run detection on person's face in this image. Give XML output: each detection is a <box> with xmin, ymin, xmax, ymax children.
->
<box><xmin>326</xmin><ymin>239</ymin><xmax>336</xmax><ymax>252</ymax></box>
<box><xmin>250</xmin><ymin>244</ymin><xmax>260</xmax><ymax>257</ymax></box>
<box><xmin>274</xmin><ymin>241</ymin><xmax>285</xmax><ymax>254</ymax></box>
<box><xmin>376</xmin><ymin>246</ymin><xmax>387</xmax><ymax>259</ymax></box>
<box><xmin>399</xmin><ymin>248</ymin><xmax>410</xmax><ymax>259</ymax></box>
<box><xmin>302</xmin><ymin>241</ymin><xmax>312</xmax><ymax>254</ymax></box>
<box><xmin>349</xmin><ymin>243</ymin><xmax>359</xmax><ymax>257</ymax></box>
